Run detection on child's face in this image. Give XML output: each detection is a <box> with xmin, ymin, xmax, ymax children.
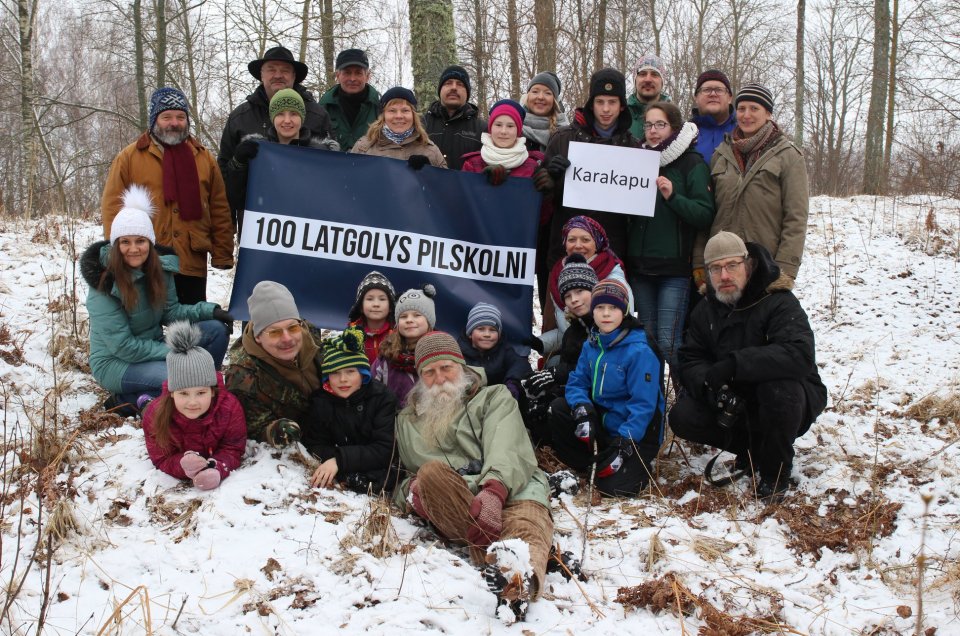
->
<box><xmin>328</xmin><ymin>368</ymin><xmax>363</xmax><ymax>398</ymax></box>
<box><xmin>470</xmin><ymin>325</ymin><xmax>500</xmax><ymax>351</ymax></box>
<box><xmin>563</xmin><ymin>288</ymin><xmax>593</xmax><ymax>317</ymax></box>
<box><xmin>172</xmin><ymin>386</ymin><xmax>214</xmax><ymax>420</ymax></box>
<box><xmin>397</xmin><ymin>311</ymin><xmax>429</xmax><ymax>340</ymax></box>
<box><xmin>363</xmin><ymin>290</ymin><xmax>390</xmax><ymax>323</ymax></box>
<box><xmin>593</xmin><ymin>303</ymin><xmax>624</xmax><ymax>334</ymax></box>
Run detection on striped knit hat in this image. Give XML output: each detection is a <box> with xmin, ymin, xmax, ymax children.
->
<box><xmin>269</xmin><ymin>88</ymin><xmax>306</xmax><ymax>121</ymax></box>
<box><xmin>557</xmin><ymin>253</ymin><xmax>598</xmax><ymax>300</ymax></box>
<box><xmin>591</xmin><ymin>278</ymin><xmax>630</xmax><ymax>313</ymax></box>
<box><xmin>465</xmin><ymin>302</ymin><xmax>502</xmax><ymax>336</ymax></box>
<box><xmin>321</xmin><ymin>327</ymin><xmax>370</xmax><ymax>382</ymax></box>
<box><xmin>736</xmin><ymin>83</ymin><xmax>774</xmax><ymax>113</ymax></box>
<box><xmin>415</xmin><ymin>331</ymin><xmax>465</xmax><ymax>374</ymax></box>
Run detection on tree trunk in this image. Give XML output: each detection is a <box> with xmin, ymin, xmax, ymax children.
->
<box><xmin>794</xmin><ymin>0</ymin><xmax>805</xmax><ymax>146</ymax></box>
<box><xmin>507</xmin><ymin>0</ymin><xmax>521</xmax><ymax>99</ymax></box>
<box><xmin>471</xmin><ymin>0</ymin><xmax>487</xmax><ymax>114</ymax></box>
<box><xmin>134</xmin><ymin>0</ymin><xmax>147</xmax><ymax>130</ymax></box>
<box><xmin>299</xmin><ymin>0</ymin><xmax>311</xmax><ymax>70</ymax></box>
<box><xmin>320</xmin><ymin>0</ymin><xmax>334</xmax><ymax>88</ymax></box>
<box><xmin>408</xmin><ymin>0</ymin><xmax>458</xmax><ymax>108</ymax></box>
<box><xmin>534</xmin><ymin>0</ymin><xmax>556</xmax><ymax>72</ymax></box>
<box><xmin>223</xmin><ymin>4</ymin><xmax>234</xmax><ymax>112</ymax></box>
<box><xmin>863</xmin><ymin>0</ymin><xmax>889</xmax><ymax>194</ymax></box>
<box><xmin>18</xmin><ymin>0</ymin><xmax>38</xmax><ymax>218</ymax></box>
<box><xmin>594</xmin><ymin>0</ymin><xmax>607</xmax><ymax>70</ymax></box>
<box><xmin>883</xmin><ymin>0</ymin><xmax>899</xmax><ymax>181</ymax></box>
<box><xmin>155</xmin><ymin>0</ymin><xmax>167</xmax><ymax>87</ymax></box>
<box><xmin>647</xmin><ymin>0</ymin><xmax>661</xmax><ymax>56</ymax></box>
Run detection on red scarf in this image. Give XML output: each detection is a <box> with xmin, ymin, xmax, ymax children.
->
<box><xmin>161</xmin><ymin>140</ymin><xmax>203</xmax><ymax>221</ymax></box>
<box><xmin>548</xmin><ymin>249</ymin><xmax>623</xmax><ymax>308</ymax></box>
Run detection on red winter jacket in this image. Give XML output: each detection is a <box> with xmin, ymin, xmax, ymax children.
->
<box><xmin>460</xmin><ymin>151</ymin><xmax>543</xmax><ymax>178</ymax></box>
<box><xmin>349</xmin><ymin>318</ymin><xmax>395</xmax><ymax>367</ymax></box>
<box><xmin>142</xmin><ymin>373</ymin><xmax>247</xmax><ymax>481</ymax></box>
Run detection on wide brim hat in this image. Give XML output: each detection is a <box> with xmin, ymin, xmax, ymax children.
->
<box><xmin>248</xmin><ymin>46</ymin><xmax>308</xmax><ymax>85</ymax></box>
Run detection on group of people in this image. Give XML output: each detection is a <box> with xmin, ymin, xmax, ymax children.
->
<box><xmin>86</xmin><ymin>46</ymin><xmax>828</xmax><ymax>621</ymax></box>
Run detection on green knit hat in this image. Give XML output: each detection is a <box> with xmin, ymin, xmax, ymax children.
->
<box><xmin>321</xmin><ymin>327</ymin><xmax>370</xmax><ymax>382</ymax></box>
<box><xmin>269</xmin><ymin>88</ymin><xmax>306</xmax><ymax>121</ymax></box>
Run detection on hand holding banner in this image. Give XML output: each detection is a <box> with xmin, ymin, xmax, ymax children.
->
<box><xmin>562</xmin><ymin>141</ymin><xmax>660</xmax><ymax>216</ymax></box>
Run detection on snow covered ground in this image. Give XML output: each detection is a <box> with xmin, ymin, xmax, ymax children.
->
<box><xmin>1</xmin><ymin>195</ymin><xmax>958</xmax><ymax>635</ymax></box>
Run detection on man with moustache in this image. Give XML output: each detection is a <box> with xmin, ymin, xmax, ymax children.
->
<box><xmin>422</xmin><ymin>65</ymin><xmax>486</xmax><ymax>170</ymax></box>
<box><xmin>669</xmin><ymin>233</ymin><xmax>826</xmax><ymax>501</ymax></box>
<box><xmin>626</xmin><ymin>54</ymin><xmax>671</xmax><ymax>139</ymax></box>
<box><xmin>690</xmin><ymin>69</ymin><xmax>736</xmax><ymax>162</ymax></box>
<box><xmin>101</xmin><ymin>87</ymin><xmax>234</xmax><ymax>304</ymax></box>
<box><xmin>394</xmin><ymin>331</ymin><xmax>553</xmax><ymax>622</ymax></box>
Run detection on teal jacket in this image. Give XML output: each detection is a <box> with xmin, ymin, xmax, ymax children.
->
<box><xmin>627</xmin><ymin>92</ymin><xmax>672</xmax><ymax>140</ymax></box>
<box><xmin>319</xmin><ymin>84</ymin><xmax>381</xmax><ymax>152</ymax></box>
<box><xmin>81</xmin><ymin>240</ymin><xmax>216</xmax><ymax>393</ymax></box>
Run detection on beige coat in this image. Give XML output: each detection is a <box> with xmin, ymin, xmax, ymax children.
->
<box><xmin>101</xmin><ymin>133</ymin><xmax>234</xmax><ymax>278</ymax></box>
<box><xmin>350</xmin><ymin>133</ymin><xmax>447</xmax><ymax>168</ymax></box>
<box><xmin>709</xmin><ymin>134</ymin><xmax>809</xmax><ymax>278</ymax></box>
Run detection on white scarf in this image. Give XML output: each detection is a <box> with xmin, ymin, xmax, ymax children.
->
<box><xmin>479</xmin><ymin>133</ymin><xmax>529</xmax><ymax>170</ymax></box>
<box><xmin>648</xmin><ymin>121</ymin><xmax>699</xmax><ymax>166</ymax></box>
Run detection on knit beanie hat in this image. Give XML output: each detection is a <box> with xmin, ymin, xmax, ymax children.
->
<box><xmin>527</xmin><ymin>71</ymin><xmax>561</xmax><ymax>98</ymax></box>
<box><xmin>635</xmin><ymin>54</ymin><xmax>666</xmax><ymax>77</ymax></box>
<box><xmin>465</xmin><ymin>302</ymin><xmax>502</xmax><ymax>336</ymax></box>
<box><xmin>587</xmin><ymin>68</ymin><xmax>627</xmax><ymax>106</ymax></box>
<box><xmin>321</xmin><ymin>326</ymin><xmax>371</xmax><ymax>382</ymax></box>
<box><xmin>558</xmin><ymin>253</ymin><xmax>599</xmax><ymax>299</ymax></box>
<box><xmin>488</xmin><ymin>99</ymin><xmax>525</xmax><ymax>133</ymax></box>
<box><xmin>248</xmin><ymin>281</ymin><xmax>300</xmax><ymax>336</ymax></box>
<box><xmin>149</xmin><ymin>87</ymin><xmax>190</xmax><ymax>131</ymax></box>
<box><xmin>591</xmin><ymin>278</ymin><xmax>630</xmax><ymax>313</ymax></box>
<box><xmin>438</xmin><ymin>65</ymin><xmax>471</xmax><ymax>98</ymax></box>
<box><xmin>562</xmin><ymin>215</ymin><xmax>609</xmax><ymax>253</ymax></box>
<box><xmin>165</xmin><ymin>321</ymin><xmax>217</xmax><ymax>392</ymax></box>
<box><xmin>736</xmin><ymin>83</ymin><xmax>774</xmax><ymax>113</ymax></box>
<box><xmin>269</xmin><ymin>88</ymin><xmax>306</xmax><ymax>121</ymax></box>
<box><xmin>348</xmin><ymin>270</ymin><xmax>397</xmax><ymax>322</ymax></box>
<box><xmin>703</xmin><ymin>231</ymin><xmax>748</xmax><ymax>265</ymax></box>
<box><xmin>414</xmin><ymin>331</ymin><xmax>465</xmax><ymax>373</ymax></box>
<box><xmin>696</xmin><ymin>69</ymin><xmax>732</xmax><ymax>94</ymax></box>
<box><xmin>109</xmin><ymin>185</ymin><xmax>157</xmax><ymax>245</ymax></box>
<box><xmin>380</xmin><ymin>86</ymin><xmax>418</xmax><ymax>110</ymax></box>
<box><xmin>395</xmin><ymin>284</ymin><xmax>437</xmax><ymax>329</ymax></box>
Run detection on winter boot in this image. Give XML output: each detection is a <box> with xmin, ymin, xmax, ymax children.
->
<box><xmin>548</xmin><ymin>470</ymin><xmax>580</xmax><ymax>497</ymax></box>
<box><xmin>483</xmin><ymin>541</ymin><xmax>533</xmax><ymax>623</ymax></box>
<box><xmin>755</xmin><ymin>475</ymin><xmax>790</xmax><ymax>503</ymax></box>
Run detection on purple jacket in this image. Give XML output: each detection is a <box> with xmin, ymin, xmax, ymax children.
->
<box><xmin>371</xmin><ymin>356</ymin><xmax>417</xmax><ymax>408</ymax></box>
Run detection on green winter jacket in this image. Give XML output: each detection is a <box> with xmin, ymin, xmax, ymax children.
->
<box><xmin>627</xmin><ymin>92</ymin><xmax>672</xmax><ymax>140</ymax></box>
<box><xmin>627</xmin><ymin>124</ymin><xmax>715</xmax><ymax>277</ymax></box>
<box><xmin>319</xmin><ymin>84</ymin><xmax>381</xmax><ymax>152</ymax></box>
<box><xmin>81</xmin><ymin>240</ymin><xmax>216</xmax><ymax>393</ymax></box>
<box><xmin>394</xmin><ymin>367</ymin><xmax>550</xmax><ymax>510</ymax></box>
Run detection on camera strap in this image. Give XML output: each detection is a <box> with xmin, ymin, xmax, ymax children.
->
<box><xmin>703</xmin><ymin>429</ymin><xmax>748</xmax><ymax>487</ymax></box>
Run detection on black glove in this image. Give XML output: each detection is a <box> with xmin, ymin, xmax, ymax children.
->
<box><xmin>522</xmin><ymin>336</ymin><xmax>544</xmax><ymax>355</ymax></box>
<box><xmin>572</xmin><ymin>403</ymin><xmax>598</xmax><ymax>449</ymax></box>
<box><xmin>521</xmin><ymin>368</ymin><xmax>556</xmax><ymax>399</ymax></box>
<box><xmin>704</xmin><ymin>357</ymin><xmax>736</xmax><ymax>395</ymax></box>
<box><xmin>532</xmin><ymin>167</ymin><xmax>554</xmax><ymax>193</ymax></box>
<box><xmin>211</xmin><ymin>307</ymin><xmax>235</xmax><ymax>335</ymax></box>
<box><xmin>484</xmin><ymin>165</ymin><xmax>509</xmax><ymax>185</ymax></box>
<box><xmin>233</xmin><ymin>139</ymin><xmax>259</xmax><ymax>165</ymax></box>
<box><xmin>407</xmin><ymin>155</ymin><xmax>430</xmax><ymax>170</ymax></box>
<box><xmin>265</xmin><ymin>418</ymin><xmax>301</xmax><ymax>447</ymax></box>
<box><xmin>596</xmin><ymin>438</ymin><xmax>632</xmax><ymax>478</ymax></box>
<box><xmin>545</xmin><ymin>155</ymin><xmax>571</xmax><ymax>179</ymax></box>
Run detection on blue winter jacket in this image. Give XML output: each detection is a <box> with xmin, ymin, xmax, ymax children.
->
<box><xmin>691</xmin><ymin>108</ymin><xmax>736</xmax><ymax>164</ymax></box>
<box><xmin>565</xmin><ymin>322</ymin><xmax>665</xmax><ymax>442</ymax></box>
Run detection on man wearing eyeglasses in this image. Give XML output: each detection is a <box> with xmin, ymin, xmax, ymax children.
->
<box><xmin>224</xmin><ymin>281</ymin><xmax>323</xmax><ymax>446</ymax></box>
<box><xmin>690</xmin><ymin>69</ymin><xmax>736</xmax><ymax>164</ymax></box>
<box><xmin>669</xmin><ymin>232</ymin><xmax>826</xmax><ymax>502</ymax></box>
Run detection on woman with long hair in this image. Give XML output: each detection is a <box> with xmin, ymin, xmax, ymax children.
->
<box><xmin>350</xmin><ymin>87</ymin><xmax>446</xmax><ymax>168</ymax></box>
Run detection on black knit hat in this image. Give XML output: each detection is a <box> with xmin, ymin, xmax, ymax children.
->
<box><xmin>348</xmin><ymin>271</ymin><xmax>397</xmax><ymax>323</ymax></box>
<box><xmin>380</xmin><ymin>86</ymin><xmax>417</xmax><ymax>110</ymax></box>
<box><xmin>736</xmin><ymin>83</ymin><xmax>774</xmax><ymax>113</ymax></box>
<box><xmin>586</xmin><ymin>68</ymin><xmax>626</xmax><ymax>107</ymax></box>
<box><xmin>438</xmin><ymin>65</ymin><xmax>471</xmax><ymax>99</ymax></box>
<box><xmin>248</xmin><ymin>46</ymin><xmax>308</xmax><ymax>84</ymax></box>
<box><xmin>557</xmin><ymin>253</ymin><xmax>599</xmax><ymax>301</ymax></box>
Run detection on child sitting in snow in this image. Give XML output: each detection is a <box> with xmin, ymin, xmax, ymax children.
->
<box><xmin>142</xmin><ymin>321</ymin><xmax>247</xmax><ymax>490</ymax></box>
<box><xmin>346</xmin><ymin>271</ymin><xmax>397</xmax><ymax>366</ymax></box>
<box><xmin>371</xmin><ymin>285</ymin><xmax>436</xmax><ymax>407</ymax></box>
<box><xmin>304</xmin><ymin>327</ymin><xmax>398</xmax><ymax>494</ymax></box>
<box><xmin>456</xmin><ymin>302</ymin><xmax>531</xmax><ymax>400</ymax></box>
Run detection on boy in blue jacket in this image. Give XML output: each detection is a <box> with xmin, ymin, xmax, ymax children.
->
<box><xmin>550</xmin><ymin>278</ymin><xmax>665</xmax><ymax>496</ymax></box>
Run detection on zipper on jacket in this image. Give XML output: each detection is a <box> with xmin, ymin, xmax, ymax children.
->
<box><xmin>599</xmin><ymin>362</ymin><xmax>608</xmax><ymax>396</ymax></box>
<box><xmin>591</xmin><ymin>339</ymin><xmax>606</xmax><ymax>403</ymax></box>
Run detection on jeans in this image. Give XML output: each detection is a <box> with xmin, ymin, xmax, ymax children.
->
<box><xmin>116</xmin><ymin>320</ymin><xmax>228</xmax><ymax>404</ymax></box>
<box><xmin>630</xmin><ymin>275</ymin><xmax>689</xmax><ymax>364</ymax></box>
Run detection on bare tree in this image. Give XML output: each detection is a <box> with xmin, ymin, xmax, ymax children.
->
<box><xmin>534</xmin><ymin>0</ymin><xmax>555</xmax><ymax>72</ymax></box>
<box><xmin>795</xmin><ymin>0</ymin><xmax>804</xmax><ymax>146</ymax></box>
<box><xmin>409</xmin><ymin>0</ymin><xmax>457</xmax><ymax>106</ymax></box>
<box><xmin>862</xmin><ymin>0</ymin><xmax>889</xmax><ymax>194</ymax></box>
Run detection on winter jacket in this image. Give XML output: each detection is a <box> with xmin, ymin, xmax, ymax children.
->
<box><xmin>348</xmin><ymin>318</ymin><xmax>394</xmax><ymax>367</ymax></box>
<box><xmin>691</xmin><ymin>108</ymin><xmax>736</xmax><ymax>163</ymax></box>
<box><xmin>460</xmin><ymin>150</ymin><xmax>544</xmax><ymax>178</ymax></box>
<box><xmin>304</xmin><ymin>380</ymin><xmax>397</xmax><ymax>479</ymax></box>
<box><xmin>350</xmin><ymin>133</ymin><xmax>447</xmax><ymax>167</ymax></box>
<box><xmin>223</xmin><ymin>321</ymin><xmax>324</xmax><ymax>442</ymax></box>
<box><xmin>101</xmin><ymin>134</ymin><xmax>234</xmax><ymax>279</ymax></box>
<box><xmin>80</xmin><ymin>240</ymin><xmax>217</xmax><ymax>394</ymax></box>
<box><xmin>565</xmin><ymin>316</ymin><xmax>665</xmax><ymax>443</ymax></box>
<box><xmin>550</xmin><ymin>260</ymin><xmax>630</xmax><ymax>341</ymax></box>
<box><xmin>394</xmin><ymin>367</ymin><xmax>550</xmax><ymax>509</ymax></box>
<box><xmin>627</xmin><ymin>92</ymin><xmax>672</xmax><ymax>140</ymax></box>
<box><xmin>456</xmin><ymin>334</ymin><xmax>531</xmax><ymax>399</ymax></box>
<box><xmin>142</xmin><ymin>373</ymin><xmax>247</xmax><ymax>480</ymax></box>
<box><xmin>677</xmin><ymin>242</ymin><xmax>827</xmax><ymax>430</ymax></box>
<box><xmin>370</xmin><ymin>355</ymin><xmax>417</xmax><ymax>408</ymax></box>
<box><xmin>539</xmin><ymin>314</ymin><xmax>594</xmax><ymax>401</ymax></box>
<box><xmin>421</xmin><ymin>101</ymin><xmax>486</xmax><ymax>170</ymax></box>
<box><xmin>319</xmin><ymin>84</ymin><xmax>381</xmax><ymax>152</ymax></box>
<box><xmin>627</xmin><ymin>131</ymin><xmax>715</xmax><ymax>277</ymax></box>
<box><xmin>710</xmin><ymin>133</ymin><xmax>810</xmax><ymax>278</ymax></box>
<box><xmin>542</xmin><ymin>108</ymin><xmax>637</xmax><ymax>265</ymax></box>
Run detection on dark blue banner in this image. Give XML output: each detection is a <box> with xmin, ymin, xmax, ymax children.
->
<box><xmin>228</xmin><ymin>142</ymin><xmax>542</xmax><ymax>341</ymax></box>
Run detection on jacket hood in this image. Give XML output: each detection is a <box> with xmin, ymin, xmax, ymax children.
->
<box><xmin>80</xmin><ymin>239</ymin><xmax>177</xmax><ymax>289</ymax></box>
<box><xmin>706</xmin><ymin>241</ymin><xmax>781</xmax><ymax>308</ymax></box>
<box><xmin>427</xmin><ymin>100</ymin><xmax>480</xmax><ymax>121</ymax></box>
<box><xmin>574</xmin><ymin>106</ymin><xmax>633</xmax><ymax>136</ymax></box>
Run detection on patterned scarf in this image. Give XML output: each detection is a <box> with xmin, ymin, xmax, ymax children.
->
<box><xmin>732</xmin><ymin>120</ymin><xmax>781</xmax><ymax>174</ymax></box>
<box><xmin>160</xmin><ymin>140</ymin><xmax>202</xmax><ymax>221</ymax></box>
<box><xmin>479</xmin><ymin>132</ymin><xmax>529</xmax><ymax>169</ymax></box>
<box><xmin>383</xmin><ymin>126</ymin><xmax>415</xmax><ymax>145</ymax></box>
<box><xmin>391</xmin><ymin>350</ymin><xmax>417</xmax><ymax>373</ymax></box>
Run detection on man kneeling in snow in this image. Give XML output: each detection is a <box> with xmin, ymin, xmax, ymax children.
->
<box><xmin>394</xmin><ymin>331</ymin><xmax>553</xmax><ymax>621</ymax></box>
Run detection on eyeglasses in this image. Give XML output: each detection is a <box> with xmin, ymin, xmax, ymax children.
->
<box><xmin>698</xmin><ymin>87</ymin><xmax>728</xmax><ymax>96</ymax></box>
<box><xmin>643</xmin><ymin>121</ymin><xmax>669</xmax><ymax>131</ymax></box>
<box><xmin>261</xmin><ymin>321</ymin><xmax>303</xmax><ymax>339</ymax></box>
<box><xmin>707</xmin><ymin>260</ymin><xmax>746</xmax><ymax>276</ymax></box>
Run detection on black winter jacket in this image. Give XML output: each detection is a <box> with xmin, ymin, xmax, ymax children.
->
<box><xmin>421</xmin><ymin>101</ymin><xmax>486</xmax><ymax>170</ymax></box>
<box><xmin>677</xmin><ymin>242</ymin><xmax>827</xmax><ymax>432</ymax></box>
<box><xmin>457</xmin><ymin>334</ymin><xmax>532</xmax><ymax>398</ymax></box>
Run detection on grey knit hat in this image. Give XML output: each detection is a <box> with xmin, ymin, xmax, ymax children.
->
<box><xmin>465</xmin><ymin>302</ymin><xmax>502</xmax><ymax>336</ymax></box>
<box><xmin>395</xmin><ymin>284</ymin><xmax>437</xmax><ymax>328</ymax></box>
<box><xmin>248</xmin><ymin>281</ymin><xmax>300</xmax><ymax>336</ymax></box>
<box><xmin>703</xmin><ymin>231</ymin><xmax>748</xmax><ymax>265</ymax></box>
<box><xmin>165</xmin><ymin>321</ymin><xmax>217</xmax><ymax>392</ymax></box>
<box><xmin>527</xmin><ymin>71</ymin><xmax>561</xmax><ymax>98</ymax></box>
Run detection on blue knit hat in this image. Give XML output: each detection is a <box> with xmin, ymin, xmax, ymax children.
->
<box><xmin>465</xmin><ymin>302</ymin><xmax>502</xmax><ymax>336</ymax></box>
<box><xmin>149</xmin><ymin>87</ymin><xmax>190</xmax><ymax>131</ymax></box>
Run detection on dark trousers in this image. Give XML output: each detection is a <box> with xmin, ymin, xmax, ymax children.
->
<box><xmin>549</xmin><ymin>397</ymin><xmax>661</xmax><ymax>497</ymax></box>
<box><xmin>669</xmin><ymin>379</ymin><xmax>807</xmax><ymax>483</ymax></box>
<box><xmin>174</xmin><ymin>274</ymin><xmax>207</xmax><ymax>304</ymax></box>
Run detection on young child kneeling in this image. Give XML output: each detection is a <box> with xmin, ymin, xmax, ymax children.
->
<box><xmin>457</xmin><ymin>302</ymin><xmax>531</xmax><ymax>399</ymax></box>
<box><xmin>304</xmin><ymin>327</ymin><xmax>398</xmax><ymax>494</ymax></box>
<box><xmin>550</xmin><ymin>279</ymin><xmax>665</xmax><ymax>497</ymax></box>
<box><xmin>142</xmin><ymin>321</ymin><xmax>247</xmax><ymax>490</ymax></box>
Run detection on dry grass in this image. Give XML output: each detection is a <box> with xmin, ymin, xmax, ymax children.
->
<box><xmin>902</xmin><ymin>390</ymin><xmax>960</xmax><ymax>426</ymax></box>
<box><xmin>340</xmin><ymin>495</ymin><xmax>400</xmax><ymax>559</ymax></box>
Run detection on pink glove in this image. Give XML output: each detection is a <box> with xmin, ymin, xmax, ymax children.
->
<box><xmin>467</xmin><ymin>480</ymin><xmax>508</xmax><ymax>547</ymax></box>
<box><xmin>193</xmin><ymin>467</ymin><xmax>221</xmax><ymax>490</ymax></box>
<box><xmin>180</xmin><ymin>451</ymin><xmax>209</xmax><ymax>478</ymax></box>
<box><xmin>409</xmin><ymin>479</ymin><xmax>428</xmax><ymax>519</ymax></box>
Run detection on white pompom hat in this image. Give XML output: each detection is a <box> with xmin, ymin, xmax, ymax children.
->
<box><xmin>109</xmin><ymin>185</ymin><xmax>157</xmax><ymax>245</ymax></box>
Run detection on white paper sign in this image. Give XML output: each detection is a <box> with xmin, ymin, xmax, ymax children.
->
<box><xmin>562</xmin><ymin>141</ymin><xmax>659</xmax><ymax>217</ymax></box>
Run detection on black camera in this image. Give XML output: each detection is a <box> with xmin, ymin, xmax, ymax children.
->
<box><xmin>714</xmin><ymin>385</ymin><xmax>745</xmax><ymax>430</ymax></box>
<box><xmin>457</xmin><ymin>459</ymin><xmax>483</xmax><ymax>476</ymax></box>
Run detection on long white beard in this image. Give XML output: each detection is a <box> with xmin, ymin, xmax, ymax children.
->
<box><xmin>408</xmin><ymin>372</ymin><xmax>472</xmax><ymax>449</ymax></box>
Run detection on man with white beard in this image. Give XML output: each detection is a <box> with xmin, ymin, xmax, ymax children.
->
<box><xmin>394</xmin><ymin>331</ymin><xmax>553</xmax><ymax>623</ymax></box>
